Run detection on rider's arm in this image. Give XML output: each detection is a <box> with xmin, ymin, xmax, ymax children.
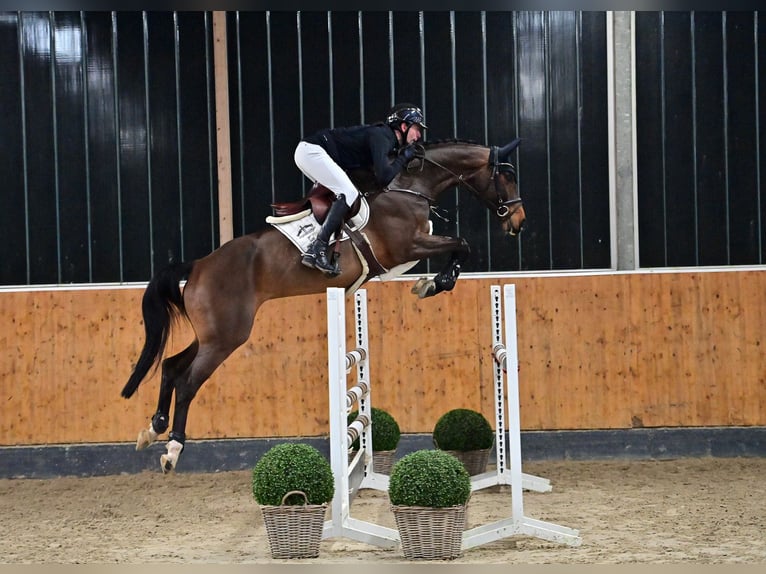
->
<box><xmin>368</xmin><ymin>128</ymin><xmax>409</xmax><ymax>187</ymax></box>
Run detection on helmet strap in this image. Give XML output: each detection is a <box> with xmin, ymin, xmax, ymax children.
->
<box><xmin>392</xmin><ymin>123</ymin><xmax>406</xmax><ymax>147</ymax></box>
<box><xmin>399</xmin><ymin>122</ymin><xmax>413</xmax><ymax>145</ymax></box>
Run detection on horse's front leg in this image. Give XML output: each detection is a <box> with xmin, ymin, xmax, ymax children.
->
<box><xmin>409</xmin><ymin>236</ymin><xmax>471</xmax><ymax>299</ymax></box>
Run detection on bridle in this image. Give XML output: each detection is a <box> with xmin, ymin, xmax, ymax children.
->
<box><xmin>488</xmin><ymin>145</ymin><xmax>524</xmax><ymax>218</ymax></box>
<box><xmin>384</xmin><ymin>143</ymin><xmax>523</xmax><ymax>220</ymax></box>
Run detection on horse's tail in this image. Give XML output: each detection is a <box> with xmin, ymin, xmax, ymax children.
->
<box><xmin>121</xmin><ymin>260</ymin><xmax>195</xmax><ymax>399</ymax></box>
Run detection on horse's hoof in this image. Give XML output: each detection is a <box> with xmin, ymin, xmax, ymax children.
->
<box><xmin>136</xmin><ymin>431</ymin><xmax>151</xmax><ymax>450</ymax></box>
<box><xmin>136</xmin><ymin>427</ymin><xmax>158</xmax><ymax>450</ymax></box>
<box><xmin>411</xmin><ymin>277</ymin><xmax>428</xmax><ymax>295</ymax></box>
<box><xmin>412</xmin><ymin>279</ymin><xmax>436</xmax><ymax>299</ymax></box>
<box><xmin>159</xmin><ymin>454</ymin><xmax>176</xmax><ymax>473</ymax></box>
<box><xmin>159</xmin><ymin>439</ymin><xmax>184</xmax><ymax>473</ymax></box>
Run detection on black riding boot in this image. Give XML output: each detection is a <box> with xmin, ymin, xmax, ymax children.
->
<box><xmin>302</xmin><ymin>195</ymin><xmax>350</xmax><ymax>276</ymax></box>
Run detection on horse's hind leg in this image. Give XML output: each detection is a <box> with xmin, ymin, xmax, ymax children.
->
<box><xmin>135</xmin><ymin>342</ymin><xmax>199</xmax><ymax>450</ymax></box>
<box><xmin>155</xmin><ymin>242</ymin><xmax>263</xmax><ymax>472</ymax></box>
<box><xmin>159</xmin><ymin>343</ymin><xmax>236</xmax><ymax>473</ymax></box>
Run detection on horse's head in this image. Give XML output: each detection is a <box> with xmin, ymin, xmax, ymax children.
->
<box><xmin>405</xmin><ymin>138</ymin><xmax>526</xmax><ymax>236</ymax></box>
<box><xmin>487</xmin><ymin>138</ymin><xmax>525</xmax><ymax>236</ymax></box>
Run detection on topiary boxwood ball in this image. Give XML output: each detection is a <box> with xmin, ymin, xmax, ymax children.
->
<box><xmin>432</xmin><ymin>408</ymin><xmax>494</xmax><ymax>451</ymax></box>
<box><xmin>251</xmin><ymin>442</ymin><xmax>334</xmax><ymax>506</ymax></box>
<box><xmin>388</xmin><ymin>449</ymin><xmax>471</xmax><ymax>507</ymax></box>
<box><xmin>347</xmin><ymin>407</ymin><xmax>401</xmax><ymax>451</ymax></box>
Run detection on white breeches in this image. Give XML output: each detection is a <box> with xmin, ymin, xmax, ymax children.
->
<box><xmin>294</xmin><ymin>141</ymin><xmax>359</xmax><ymax>206</ymax></box>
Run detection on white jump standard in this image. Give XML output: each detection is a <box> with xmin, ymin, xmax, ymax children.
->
<box><xmin>321</xmin><ymin>285</ymin><xmax>580</xmax><ymax>551</ymax></box>
<box><xmin>323</xmin><ymin>288</ymin><xmax>398</xmax><ymax>548</ymax></box>
<box><xmin>461</xmin><ymin>284</ymin><xmax>581</xmax><ymax>549</ymax></box>
<box><xmin>469</xmin><ymin>285</ymin><xmax>552</xmax><ymax>496</ymax></box>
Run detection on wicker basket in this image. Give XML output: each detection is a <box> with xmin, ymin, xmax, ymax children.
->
<box><xmin>441</xmin><ymin>447</ymin><xmax>491</xmax><ymax>476</ymax></box>
<box><xmin>433</xmin><ymin>437</ymin><xmax>493</xmax><ymax>476</ymax></box>
<box><xmin>391</xmin><ymin>504</ymin><xmax>467</xmax><ymax>560</ymax></box>
<box><xmin>373</xmin><ymin>449</ymin><xmax>397</xmax><ymax>474</ymax></box>
<box><xmin>260</xmin><ymin>490</ymin><xmax>327</xmax><ymax>559</ymax></box>
<box><xmin>347</xmin><ymin>449</ymin><xmax>397</xmax><ymax>475</ymax></box>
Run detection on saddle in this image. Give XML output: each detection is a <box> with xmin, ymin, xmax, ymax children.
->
<box><xmin>269</xmin><ymin>184</ymin><xmax>387</xmax><ymax>282</ymax></box>
<box><xmin>271</xmin><ymin>183</ymin><xmax>362</xmax><ymax>224</ymax></box>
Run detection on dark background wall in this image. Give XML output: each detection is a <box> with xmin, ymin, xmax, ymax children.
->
<box><xmin>1</xmin><ymin>11</ymin><xmax>764</xmax><ymax>286</ymax></box>
<box><xmin>0</xmin><ymin>10</ymin><xmax>609</xmax><ymax>285</ymax></box>
<box><xmin>0</xmin><ymin>11</ymin><xmax>219</xmax><ymax>285</ymax></box>
<box><xmin>227</xmin><ymin>11</ymin><xmax>610</xmax><ymax>274</ymax></box>
<box><xmin>636</xmin><ymin>11</ymin><xmax>766</xmax><ymax>267</ymax></box>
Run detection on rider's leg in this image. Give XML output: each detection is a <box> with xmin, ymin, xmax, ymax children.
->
<box><xmin>294</xmin><ymin>141</ymin><xmax>359</xmax><ymax>276</ymax></box>
<box><xmin>301</xmin><ymin>194</ymin><xmax>349</xmax><ymax>276</ymax></box>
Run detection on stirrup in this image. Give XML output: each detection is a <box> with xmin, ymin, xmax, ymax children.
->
<box><xmin>312</xmin><ymin>252</ymin><xmax>341</xmax><ymax>277</ymax></box>
<box><xmin>301</xmin><ymin>251</ymin><xmax>317</xmax><ymax>268</ymax></box>
<box><xmin>301</xmin><ymin>239</ymin><xmax>322</xmax><ymax>269</ymax></box>
<box><xmin>301</xmin><ymin>240</ymin><xmax>340</xmax><ymax>276</ymax></box>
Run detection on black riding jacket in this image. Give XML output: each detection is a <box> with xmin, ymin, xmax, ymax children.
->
<box><xmin>303</xmin><ymin>123</ymin><xmax>409</xmax><ymax>187</ymax></box>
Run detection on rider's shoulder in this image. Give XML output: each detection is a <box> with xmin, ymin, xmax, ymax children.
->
<box><xmin>365</xmin><ymin>123</ymin><xmax>396</xmax><ymax>141</ymax></box>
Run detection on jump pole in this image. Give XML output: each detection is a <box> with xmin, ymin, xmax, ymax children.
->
<box><xmin>461</xmin><ymin>284</ymin><xmax>582</xmax><ymax>549</ymax></box>
<box><xmin>322</xmin><ymin>287</ymin><xmax>399</xmax><ymax>548</ymax></box>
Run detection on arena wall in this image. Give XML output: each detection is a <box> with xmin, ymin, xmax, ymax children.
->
<box><xmin>1</xmin><ymin>270</ymin><xmax>764</xmax><ymax>448</ymax></box>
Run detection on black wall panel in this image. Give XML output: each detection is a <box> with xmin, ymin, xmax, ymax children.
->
<box><xmin>146</xmin><ymin>12</ymin><xmax>183</xmax><ymax>273</ymax></box>
<box><xmin>21</xmin><ymin>12</ymin><xmax>59</xmax><ymax>284</ymax></box>
<box><xmin>330</xmin><ymin>12</ymin><xmax>362</xmax><ymax>131</ymax></box>
<box><xmin>53</xmin><ymin>12</ymin><xmax>90</xmax><ymax>284</ymax></box>
<box><xmin>229</xmin><ymin>11</ymin><xmax>270</xmax><ymax>236</ymax></box>
<box><xmin>84</xmin><ymin>11</ymin><xmax>122</xmax><ymax>283</ymax></box>
<box><xmin>693</xmin><ymin>13</ymin><xmax>728</xmax><ymax>266</ymax></box>
<box><xmin>726</xmin><ymin>12</ymin><xmax>760</xmax><ymax>266</ymax></box>
<box><xmin>0</xmin><ymin>11</ymin><xmax>217</xmax><ymax>286</ymax></box>
<box><xmin>360</xmin><ymin>13</ymin><xmax>391</xmax><ymax>125</ymax></box>
<box><xmin>636</xmin><ymin>11</ymin><xmax>765</xmax><ymax>267</ymax></box>
<box><xmin>177</xmin><ymin>12</ymin><xmax>217</xmax><ymax>263</ymax></box>
<box><xmin>0</xmin><ymin>13</ymin><xmax>27</xmax><ymax>284</ymax></box>
<box><xmin>514</xmin><ymin>11</ymin><xmax>552</xmax><ymax>271</ymax></box>
<box><xmin>299</xmin><ymin>10</ymin><xmax>333</xmax><ymax>170</ymax></box>
<box><xmin>268</xmin><ymin>12</ymin><xmax>303</xmax><ymax>206</ymax></box>
<box><xmin>547</xmin><ymin>11</ymin><xmax>583</xmax><ymax>270</ymax></box>
<box><xmin>578</xmin><ymin>12</ymin><xmax>610</xmax><ymax>269</ymax></box>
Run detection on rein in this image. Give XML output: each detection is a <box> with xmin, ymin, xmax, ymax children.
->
<box><xmin>380</xmin><ymin>185</ymin><xmax>451</xmax><ymax>221</ymax></box>
<box><xmin>383</xmin><ymin>143</ymin><xmax>523</xmax><ymax>220</ymax></box>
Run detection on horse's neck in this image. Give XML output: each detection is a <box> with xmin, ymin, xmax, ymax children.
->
<box><xmin>350</xmin><ymin>145</ymin><xmax>488</xmax><ymax>201</ymax></box>
<box><xmin>409</xmin><ymin>147</ymin><xmax>487</xmax><ymax>199</ymax></box>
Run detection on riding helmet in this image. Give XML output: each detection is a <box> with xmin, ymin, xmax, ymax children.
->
<box><xmin>386</xmin><ymin>103</ymin><xmax>428</xmax><ymax>130</ymax></box>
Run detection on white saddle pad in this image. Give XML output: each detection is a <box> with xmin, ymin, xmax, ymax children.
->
<box><xmin>266</xmin><ymin>197</ymin><xmax>370</xmax><ymax>254</ymax></box>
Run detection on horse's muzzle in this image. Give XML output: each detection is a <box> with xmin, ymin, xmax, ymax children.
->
<box><xmin>505</xmin><ymin>205</ymin><xmax>526</xmax><ymax>236</ymax></box>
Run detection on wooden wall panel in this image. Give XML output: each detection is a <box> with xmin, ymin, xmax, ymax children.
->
<box><xmin>1</xmin><ymin>270</ymin><xmax>765</xmax><ymax>446</ymax></box>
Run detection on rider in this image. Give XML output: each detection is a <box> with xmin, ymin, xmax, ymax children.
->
<box><xmin>294</xmin><ymin>102</ymin><xmax>427</xmax><ymax>276</ymax></box>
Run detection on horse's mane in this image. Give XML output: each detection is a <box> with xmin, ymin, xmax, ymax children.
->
<box><xmin>420</xmin><ymin>138</ymin><xmax>482</xmax><ymax>149</ymax></box>
<box><xmin>353</xmin><ymin>139</ymin><xmax>485</xmax><ymax>198</ymax></box>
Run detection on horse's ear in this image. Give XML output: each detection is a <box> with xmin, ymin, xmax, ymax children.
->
<box><xmin>498</xmin><ymin>138</ymin><xmax>522</xmax><ymax>157</ymax></box>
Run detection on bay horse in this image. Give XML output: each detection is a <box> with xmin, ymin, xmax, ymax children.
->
<box><xmin>121</xmin><ymin>138</ymin><xmax>525</xmax><ymax>472</ymax></box>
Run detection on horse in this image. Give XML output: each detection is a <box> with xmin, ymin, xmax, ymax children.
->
<box><xmin>121</xmin><ymin>138</ymin><xmax>525</xmax><ymax>472</ymax></box>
